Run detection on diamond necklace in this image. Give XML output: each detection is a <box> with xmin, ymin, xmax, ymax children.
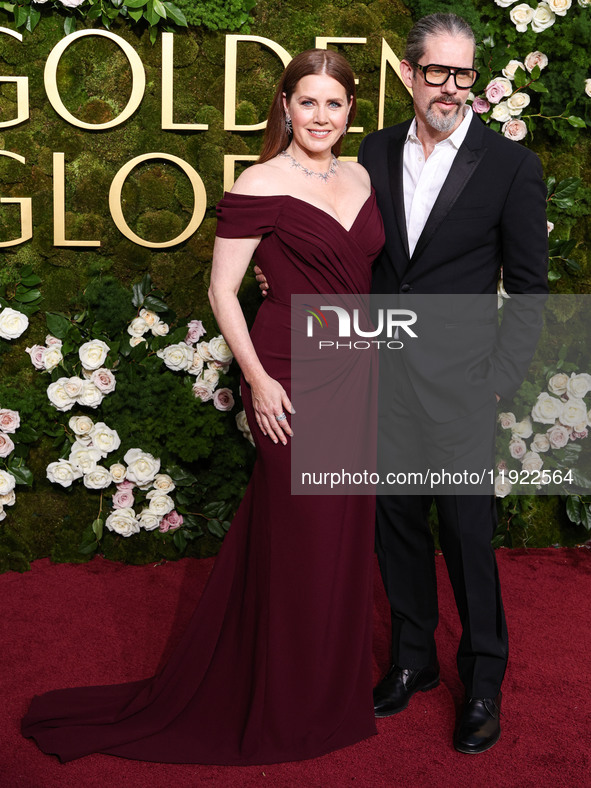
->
<box><xmin>280</xmin><ymin>150</ymin><xmax>338</xmax><ymax>183</ymax></box>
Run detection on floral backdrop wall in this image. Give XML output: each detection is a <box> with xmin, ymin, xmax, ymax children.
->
<box><xmin>0</xmin><ymin>0</ymin><xmax>589</xmax><ymax>572</ymax></box>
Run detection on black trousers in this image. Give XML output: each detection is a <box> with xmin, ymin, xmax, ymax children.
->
<box><xmin>376</xmin><ymin>364</ymin><xmax>508</xmax><ymax>697</ymax></box>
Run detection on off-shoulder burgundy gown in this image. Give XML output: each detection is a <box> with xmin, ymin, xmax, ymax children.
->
<box><xmin>21</xmin><ymin>190</ymin><xmax>385</xmax><ymax>764</ymax></box>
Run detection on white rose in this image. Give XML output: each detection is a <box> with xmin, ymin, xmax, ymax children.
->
<box><xmin>124</xmin><ymin>448</ymin><xmax>161</xmax><ymax>486</ymax></box>
<box><xmin>91</xmin><ymin>368</ymin><xmax>116</xmax><ymax>394</ymax></box>
<box><xmin>109</xmin><ymin>463</ymin><xmax>127</xmax><ymax>483</ymax></box>
<box><xmin>130</xmin><ymin>336</ymin><xmax>146</xmax><ymax>348</ymax></box>
<box><xmin>128</xmin><ymin>316</ymin><xmax>149</xmax><ymax>338</ymax></box>
<box><xmin>192</xmin><ymin>380</ymin><xmax>215</xmax><ymax>402</ymax></box>
<box><xmin>531</xmin><ymin>433</ymin><xmax>550</xmax><ymax>452</ymax></box>
<box><xmin>90</xmin><ymin>422</ymin><xmax>121</xmax><ymax>457</ymax></box>
<box><xmin>47</xmin><ymin>379</ymin><xmax>76</xmax><ymax>412</ymax></box>
<box><xmin>196</xmin><ymin>341</ymin><xmax>214</xmax><ymax>362</ymax></box>
<box><xmin>69</xmin><ymin>414</ymin><xmax>94</xmax><ymax>436</ymax></box>
<box><xmin>502</xmin><ymin>119</ymin><xmax>528</xmax><ymax>141</ymax></box>
<box><xmin>0</xmin><ymin>409</ymin><xmax>20</xmax><ymax>433</ymax></box>
<box><xmin>547</xmin><ymin>221</ymin><xmax>554</xmax><ymax>235</ymax></box>
<box><xmin>585</xmin><ymin>79</ymin><xmax>591</xmax><ymax>98</ymax></box>
<box><xmin>502</xmin><ymin>60</ymin><xmax>526</xmax><ymax>80</ymax></box>
<box><xmin>0</xmin><ymin>469</ymin><xmax>17</xmax><ymax>495</ymax></box>
<box><xmin>579</xmin><ymin>0</ymin><xmax>590</xmax><ymax>5</ymax></box>
<box><xmin>58</xmin><ymin>0</ymin><xmax>85</xmax><ymax>8</ymax></box>
<box><xmin>208</xmin><ymin>335</ymin><xmax>233</xmax><ymax>364</ymax></box>
<box><xmin>498</xmin><ymin>412</ymin><xmax>517</xmax><ymax>430</ymax></box>
<box><xmin>491</xmin><ymin>102</ymin><xmax>512</xmax><ymax>122</ymax></box>
<box><xmin>496</xmin><ymin>0</ymin><xmax>520</xmax><ymax>5</ymax></box>
<box><xmin>151</xmin><ymin>321</ymin><xmax>170</xmax><ymax>336</ymax></box>
<box><xmin>0</xmin><ymin>307</ymin><xmax>29</xmax><ymax>340</ymax></box>
<box><xmin>0</xmin><ymin>489</ymin><xmax>16</xmax><ymax>506</ymax></box>
<box><xmin>156</xmin><ymin>342</ymin><xmax>194</xmax><ymax>372</ymax></box>
<box><xmin>64</xmin><ymin>376</ymin><xmax>84</xmax><ymax>399</ymax></box>
<box><xmin>509</xmin><ymin>3</ymin><xmax>535</xmax><ymax>31</ymax></box>
<box><xmin>494</xmin><ymin>475</ymin><xmax>512</xmax><ymax>497</ymax></box>
<box><xmin>83</xmin><ymin>466</ymin><xmax>113</xmax><ymax>489</ymax></box>
<box><xmin>531</xmin><ymin>392</ymin><xmax>564</xmax><ymax>424</ymax></box>
<box><xmin>46</xmin><ymin>460</ymin><xmax>82</xmax><ymax>487</ymax></box>
<box><xmin>560</xmin><ymin>397</ymin><xmax>588</xmax><ymax>427</ymax></box>
<box><xmin>42</xmin><ymin>345</ymin><xmax>63</xmax><ymax>372</ymax></box>
<box><xmin>70</xmin><ymin>440</ymin><xmax>102</xmax><ymax>474</ymax></box>
<box><xmin>509</xmin><ymin>437</ymin><xmax>527</xmax><ymax>459</ymax></box>
<box><xmin>139</xmin><ymin>308</ymin><xmax>159</xmax><ymax>327</ymax></box>
<box><xmin>105</xmin><ymin>508</ymin><xmax>140</xmax><ymax>537</ymax></box>
<box><xmin>521</xmin><ymin>451</ymin><xmax>544</xmax><ymax>473</ymax></box>
<box><xmin>524</xmin><ymin>51</ymin><xmax>549</xmax><ymax>72</ymax></box>
<box><xmin>512</xmin><ymin>417</ymin><xmax>533</xmax><ymax>439</ymax></box>
<box><xmin>152</xmin><ymin>474</ymin><xmax>175</xmax><ymax>493</ymax></box>
<box><xmin>531</xmin><ymin>2</ymin><xmax>556</xmax><ymax>31</ymax></box>
<box><xmin>202</xmin><ymin>367</ymin><xmax>220</xmax><ymax>389</ymax></box>
<box><xmin>188</xmin><ymin>353</ymin><xmax>204</xmax><ymax>377</ymax></box>
<box><xmin>0</xmin><ymin>505</ymin><xmax>5</xmax><ymax>522</ymax></box>
<box><xmin>236</xmin><ymin>410</ymin><xmax>255</xmax><ymax>446</ymax></box>
<box><xmin>146</xmin><ymin>491</ymin><xmax>175</xmax><ymax>517</ymax></box>
<box><xmin>209</xmin><ymin>360</ymin><xmax>231</xmax><ymax>373</ymax></box>
<box><xmin>77</xmin><ymin>381</ymin><xmax>104</xmax><ymax>409</ymax></box>
<box><xmin>79</xmin><ymin>339</ymin><xmax>110</xmax><ymax>370</ymax></box>
<box><xmin>45</xmin><ymin>334</ymin><xmax>62</xmax><ymax>347</ymax></box>
<box><xmin>138</xmin><ymin>509</ymin><xmax>161</xmax><ymax>531</ymax></box>
<box><xmin>566</xmin><ymin>372</ymin><xmax>591</xmax><ymax>399</ymax></box>
<box><xmin>548</xmin><ymin>373</ymin><xmax>569</xmax><ymax>396</ymax></box>
<box><xmin>546</xmin><ymin>0</ymin><xmax>571</xmax><ymax>14</ymax></box>
<box><xmin>506</xmin><ymin>92</ymin><xmax>531</xmax><ymax>115</ymax></box>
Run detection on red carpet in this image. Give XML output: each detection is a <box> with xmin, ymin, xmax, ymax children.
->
<box><xmin>1</xmin><ymin>549</ymin><xmax>590</xmax><ymax>787</ymax></box>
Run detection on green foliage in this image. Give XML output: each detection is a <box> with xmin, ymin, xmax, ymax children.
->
<box><xmin>173</xmin><ymin>0</ymin><xmax>256</xmax><ymax>31</ymax></box>
<box><xmin>0</xmin><ymin>0</ymin><xmax>188</xmax><ymax>40</ymax></box>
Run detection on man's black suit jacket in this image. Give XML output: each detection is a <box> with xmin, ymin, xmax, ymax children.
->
<box><xmin>358</xmin><ymin>115</ymin><xmax>549</xmax><ymax>421</ymax></box>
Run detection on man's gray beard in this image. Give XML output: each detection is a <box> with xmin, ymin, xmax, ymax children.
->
<box><xmin>426</xmin><ymin>102</ymin><xmax>461</xmax><ymax>133</ymax></box>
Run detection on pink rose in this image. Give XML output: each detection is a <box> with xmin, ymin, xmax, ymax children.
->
<box><xmin>485</xmin><ymin>79</ymin><xmax>510</xmax><ymax>104</ymax></box>
<box><xmin>472</xmin><ymin>97</ymin><xmax>491</xmax><ymax>114</ymax></box>
<box><xmin>213</xmin><ymin>388</ymin><xmax>235</xmax><ymax>411</ymax></box>
<box><xmin>509</xmin><ymin>437</ymin><xmax>527</xmax><ymax>459</ymax></box>
<box><xmin>185</xmin><ymin>320</ymin><xmax>206</xmax><ymax>345</ymax></box>
<box><xmin>117</xmin><ymin>480</ymin><xmax>135</xmax><ymax>491</ymax></box>
<box><xmin>112</xmin><ymin>488</ymin><xmax>135</xmax><ymax>509</ymax></box>
<box><xmin>547</xmin><ymin>424</ymin><xmax>570</xmax><ymax>449</ymax></box>
<box><xmin>502</xmin><ymin>119</ymin><xmax>528</xmax><ymax>142</ymax></box>
<box><xmin>0</xmin><ymin>432</ymin><xmax>15</xmax><ymax>458</ymax></box>
<box><xmin>160</xmin><ymin>510</ymin><xmax>184</xmax><ymax>532</ymax></box>
<box><xmin>45</xmin><ymin>335</ymin><xmax>62</xmax><ymax>347</ymax></box>
<box><xmin>0</xmin><ymin>409</ymin><xmax>20</xmax><ymax>433</ymax></box>
<box><xmin>524</xmin><ymin>51</ymin><xmax>548</xmax><ymax>73</ymax></box>
<box><xmin>497</xmin><ymin>459</ymin><xmax>508</xmax><ymax>472</ymax></box>
<box><xmin>26</xmin><ymin>344</ymin><xmax>46</xmax><ymax>370</ymax></box>
<box><xmin>570</xmin><ymin>428</ymin><xmax>588</xmax><ymax>441</ymax></box>
<box><xmin>91</xmin><ymin>367</ymin><xmax>117</xmax><ymax>394</ymax></box>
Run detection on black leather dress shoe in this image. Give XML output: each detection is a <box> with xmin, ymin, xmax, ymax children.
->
<box><xmin>373</xmin><ymin>663</ymin><xmax>440</xmax><ymax>717</ymax></box>
<box><xmin>453</xmin><ymin>694</ymin><xmax>502</xmax><ymax>754</ymax></box>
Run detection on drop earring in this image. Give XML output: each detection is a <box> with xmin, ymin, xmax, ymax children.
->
<box><xmin>285</xmin><ymin>113</ymin><xmax>293</xmax><ymax>135</ymax></box>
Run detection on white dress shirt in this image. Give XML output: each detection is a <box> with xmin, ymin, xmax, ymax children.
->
<box><xmin>403</xmin><ymin>107</ymin><xmax>473</xmax><ymax>256</ymax></box>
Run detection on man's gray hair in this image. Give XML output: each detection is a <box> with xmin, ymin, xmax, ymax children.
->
<box><xmin>404</xmin><ymin>13</ymin><xmax>476</xmax><ymax>64</ymax></box>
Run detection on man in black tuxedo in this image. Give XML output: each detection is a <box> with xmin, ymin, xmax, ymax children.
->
<box><xmin>358</xmin><ymin>13</ymin><xmax>548</xmax><ymax>753</ymax></box>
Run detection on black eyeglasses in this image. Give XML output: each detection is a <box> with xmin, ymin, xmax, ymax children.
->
<box><xmin>409</xmin><ymin>62</ymin><xmax>479</xmax><ymax>89</ymax></box>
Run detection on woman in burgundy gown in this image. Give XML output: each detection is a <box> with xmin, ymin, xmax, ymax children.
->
<box><xmin>21</xmin><ymin>49</ymin><xmax>385</xmax><ymax>765</ymax></box>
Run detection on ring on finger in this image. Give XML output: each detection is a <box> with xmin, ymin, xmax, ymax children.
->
<box><xmin>276</xmin><ymin>412</ymin><xmax>287</xmax><ymax>422</ymax></box>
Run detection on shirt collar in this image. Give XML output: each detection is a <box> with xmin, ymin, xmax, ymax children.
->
<box><xmin>405</xmin><ymin>106</ymin><xmax>473</xmax><ymax>149</ymax></box>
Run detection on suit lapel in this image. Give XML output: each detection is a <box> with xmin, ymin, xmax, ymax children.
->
<box><xmin>408</xmin><ymin>118</ymin><xmax>487</xmax><ymax>266</ymax></box>
<box><xmin>387</xmin><ymin>123</ymin><xmax>411</xmax><ymax>261</ymax></box>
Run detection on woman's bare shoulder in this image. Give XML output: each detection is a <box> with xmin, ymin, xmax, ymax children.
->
<box><xmin>231</xmin><ymin>159</ymin><xmax>285</xmax><ymax>196</ymax></box>
<box><xmin>339</xmin><ymin>159</ymin><xmax>371</xmax><ymax>190</ymax></box>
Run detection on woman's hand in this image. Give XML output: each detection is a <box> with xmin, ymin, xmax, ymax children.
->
<box><xmin>253</xmin><ymin>265</ymin><xmax>269</xmax><ymax>297</ymax></box>
<box><xmin>250</xmin><ymin>373</ymin><xmax>294</xmax><ymax>445</ymax></box>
